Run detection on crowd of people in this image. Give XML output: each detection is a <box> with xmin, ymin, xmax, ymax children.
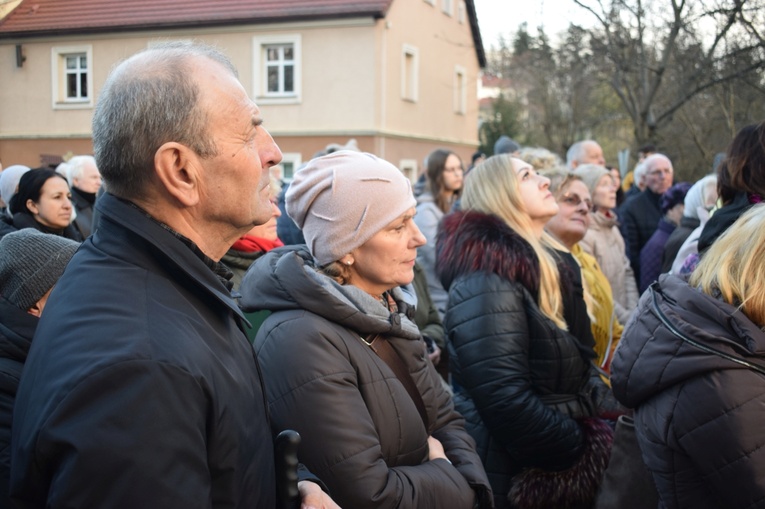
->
<box><xmin>0</xmin><ymin>40</ymin><xmax>763</xmax><ymax>509</ymax></box>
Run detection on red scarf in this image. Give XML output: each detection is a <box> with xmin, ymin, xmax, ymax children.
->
<box><xmin>231</xmin><ymin>235</ymin><xmax>284</xmax><ymax>253</ymax></box>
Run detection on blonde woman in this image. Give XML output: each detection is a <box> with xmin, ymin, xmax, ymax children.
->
<box><xmin>436</xmin><ymin>155</ymin><xmax>610</xmax><ymax>509</ymax></box>
<box><xmin>612</xmin><ymin>203</ymin><xmax>765</xmax><ymax>509</ymax></box>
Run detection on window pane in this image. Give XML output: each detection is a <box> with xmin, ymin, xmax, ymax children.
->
<box><xmin>267</xmin><ymin>47</ymin><xmax>279</xmax><ymax>61</ymax></box>
<box><xmin>284</xmin><ymin>65</ymin><xmax>294</xmax><ymax>93</ymax></box>
<box><xmin>267</xmin><ymin>66</ymin><xmax>279</xmax><ymax>92</ymax></box>
<box><xmin>80</xmin><ymin>73</ymin><xmax>88</xmax><ymax>98</ymax></box>
<box><xmin>282</xmin><ymin>162</ymin><xmax>294</xmax><ymax>179</ymax></box>
<box><xmin>67</xmin><ymin>73</ymin><xmax>77</xmax><ymax>98</ymax></box>
<box><xmin>283</xmin><ymin>46</ymin><xmax>293</xmax><ymax>60</ymax></box>
<box><xmin>80</xmin><ymin>55</ymin><xmax>87</xmax><ymax>68</ymax></box>
<box><xmin>66</xmin><ymin>56</ymin><xmax>77</xmax><ymax>69</ymax></box>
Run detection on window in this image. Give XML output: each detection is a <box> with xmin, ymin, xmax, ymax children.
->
<box><xmin>51</xmin><ymin>45</ymin><xmax>93</xmax><ymax>109</ymax></box>
<box><xmin>458</xmin><ymin>1</ymin><xmax>466</xmax><ymax>23</ymax></box>
<box><xmin>401</xmin><ymin>45</ymin><xmax>419</xmax><ymax>102</ymax></box>
<box><xmin>442</xmin><ymin>0</ymin><xmax>453</xmax><ymax>16</ymax></box>
<box><xmin>454</xmin><ymin>66</ymin><xmax>467</xmax><ymax>114</ymax></box>
<box><xmin>253</xmin><ymin>35</ymin><xmax>302</xmax><ymax>104</ymax></box>
<box><xmin>277</xmin><ymin>152</ymin><xmax>303</xmax><ymax>181</ymax></box>
<box><xmin>399</xmin><ymin>159</ymin><xmax>418</xmax><ymax>183</ymax></box>
<box><xmin>424</xmin><ymin>0</ymin><xmax>435</xmax><ymax>4</ymax></box>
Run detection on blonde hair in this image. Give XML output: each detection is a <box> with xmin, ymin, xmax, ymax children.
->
<box><xmin>463</xmin><ymin>154</ymin><xmax>567</xmax><ymax>329</ymax></box>
<box><xmin>690</xmin><ymin>203</ymin><xmax>765</xmax><ymax>327</ymax></box>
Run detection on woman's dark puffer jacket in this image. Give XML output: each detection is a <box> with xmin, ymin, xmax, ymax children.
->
<box><xmin>240</xmin><ymin>245</ymin><xmax>493</xmax><ymax>509</ymax></box>
<box><xmin>437</xmin><ymin>210</ymin><xmax>594</xmax><ymax>509</ymax></box>
<box><xmin>612</xmin><ymin>274</ymin><xmax>765</xmax><ymax>509</ymax></box>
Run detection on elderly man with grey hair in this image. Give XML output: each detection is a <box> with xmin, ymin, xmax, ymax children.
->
<box><xmin>66</xmin><ymin>155</ymin><xmax>102</xmax><ymax>238</ymax></box>
<box><xmin>11</xmin><ymin>42</ymin><xmax>338</xmax><ymax>509</ymax></box>
<box><xmin>618</xmin><ymin>153</ymin><xmax>675</xmax><ymax>286</ymax></box>
<box><xmin>566</xmin><ymin>139</ymin><xmax>606</xmax><ymax>170</ymax></box>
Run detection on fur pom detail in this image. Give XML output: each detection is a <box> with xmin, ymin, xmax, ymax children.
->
<box><xmin>508</xmin><ymin>417</ymin><xmax>614</xmax><ymax>509</ymax></box>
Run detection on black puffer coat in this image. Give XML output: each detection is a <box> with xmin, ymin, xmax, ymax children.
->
<box><xmin>240</xmin><ymin>245</ymin><xmax>493</xmax><ymax>509</ymax></box>
<box><xmin>0</xmin><ymin>298</ymin><xmax>37</xmax><ymax>507</ymax></box>
<box><xmin>437</xmin><ymin>211</ymin><xmax>595</xmax><ymax>509</ymax></box>
<box><xmin>612</xmin><ymin>274</ymin><xmax>765</xmax><ymax>509</ymax></box>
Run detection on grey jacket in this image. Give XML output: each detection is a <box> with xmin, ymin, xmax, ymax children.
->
<box><xmin>414</xmin><ymin>193</ymin><xmax>448</xmax><ymax>319</ymax></box>
<box><xmin>240</xmin><ymin>246</ymin><xmax>492</xmax><ymax>509</ymax></box>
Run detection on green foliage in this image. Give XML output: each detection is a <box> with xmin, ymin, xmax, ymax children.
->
<box><xmin>478</xmin><ymin>94</ymin><xmax>523</xmax><ymax>155</ymax></box>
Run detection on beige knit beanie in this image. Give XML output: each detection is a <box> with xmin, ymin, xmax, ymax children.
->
<box><xmin>286</xmin><ymin>150</ymin><xmax>416</xmax><ymax>265</ymax></box>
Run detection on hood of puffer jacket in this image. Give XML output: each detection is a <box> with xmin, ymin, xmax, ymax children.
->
<box><xmin>611</xmin><ymin>273</ymin><xmax>765</xmax><ymax>408</ymax></box>
<box><xmin>436</xmin><ymin>210</ymin><xmax>542</xmax><ymax>296</ymax></box>
<box><xmin>239</xmin><ymin>245</ymin><xmax>421</xmax><ymax>339</ymax></box>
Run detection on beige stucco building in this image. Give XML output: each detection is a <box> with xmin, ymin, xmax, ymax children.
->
<box><xmin>0</xmin><ymin>0</ymin><xmax>485</xmax><ymax>179</ymax></box>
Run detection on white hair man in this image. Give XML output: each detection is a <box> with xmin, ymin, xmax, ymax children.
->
<box><xmin>566</xmin><ymin>140</ymin><xmax>606</xmax><ymax>170</ymax></box>
<box><xmin>618</xmin><ymin>153</ymin><xmax>674</xmax><ymax>285</ymax></box>
<box><xmin>66</xmin><ymin>155</ymin><xmax>102</xmax><ymax>237</ymax></box>
<box><xmin>11</xmin><ymin>42</ymin><xmax>338</xmax><ymax>509</ymax></box>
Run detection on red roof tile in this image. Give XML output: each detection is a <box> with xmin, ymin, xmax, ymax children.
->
<box><xmin>0</xmin><ymin>0</ymin><xmax>393</xmax><ymax>37</ymax></box>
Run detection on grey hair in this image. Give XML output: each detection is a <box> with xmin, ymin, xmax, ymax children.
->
<box><xmin>67</xmin><ymin>155</ymin><xmax>98</xmax><ymax>187</ymax></box>
<box><xmin>92</xmin><ymin>41</ymin><xmax>238</xmax><ymax>199</ymax></box>
<box><xmin>566</xmin><ymin>140</ymin><xmax>596</xmax><ymax>170</ymax></box>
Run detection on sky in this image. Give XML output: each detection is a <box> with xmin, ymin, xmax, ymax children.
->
<box><xmin>473</xmin><ymin>0</ymin><xmax>595</xmax><ymax>49</ymax></box>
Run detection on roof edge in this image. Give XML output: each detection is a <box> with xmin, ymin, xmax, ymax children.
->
<box><xmin>0</xmin><ymin>10</ymin><xmax>386</xmax><ymax>40</ymax></box>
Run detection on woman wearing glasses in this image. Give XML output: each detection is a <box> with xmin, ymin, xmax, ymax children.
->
<box><xmin>574</xmin><ymin>164</ymin><xmax>639</xmax><ymax>325</ymax></box>
<box><xmin>415</xmin><ymin>148</ymin><xmax>463</xmax><ymax>319</ymax></box>
<box><xmin>545</xmin><ymin>173</ymin><xmax>624</xmax><ymax>370</ymax></box>
<box><xmin>436</xmin><ymin>155</ymin><xmax>610</xmax><ymax>509</ymax></box>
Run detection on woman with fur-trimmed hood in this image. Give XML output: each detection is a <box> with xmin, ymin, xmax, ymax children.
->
<box><xmin>436</xmin><ymin>155</ymin><xmax>611</xmax><ymax>509</ymax></box>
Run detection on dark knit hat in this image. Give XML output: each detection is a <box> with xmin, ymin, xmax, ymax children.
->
<box><xmin>494</xmin><ymin>135</ymin><xmax>520</xmax><ymax>155</ymax></box>
<box><xmin>0</xmin><ymin>229</ymin><xmax>79</xmax><ymax>310</ymax></box>
<box><xmin>286</xmin><ymin>150</ymin><xmax>416</xmax><ymax>265</ymax></box>
<box><xmin>661</xmin><ymin>182</ymin><xmax>692</xmax><ymax>215</ymax></box>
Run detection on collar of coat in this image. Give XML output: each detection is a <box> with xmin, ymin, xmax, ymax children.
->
<box><xmin>436</xmin><ymin>210</ymin><xmax>541</xmax><ymax>297</ymax></box>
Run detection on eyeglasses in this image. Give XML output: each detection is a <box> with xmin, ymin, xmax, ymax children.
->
<box><xmin>559</xmin><ymin>193</ymin><xmax>593</xmax><ymax>211</ymax></box>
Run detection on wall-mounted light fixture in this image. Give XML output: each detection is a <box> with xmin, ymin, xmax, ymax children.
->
<box><xmin>16</xmin><ymin>44</ymin><xmax>26</xmax><ymax>68</ymax></box>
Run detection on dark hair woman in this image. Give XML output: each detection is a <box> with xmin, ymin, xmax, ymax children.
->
<box><xmin>9</xmin><ymin>169</ymin><xmax>82</xmax><ymax>241</ymax></box>
<box><xmin>414</xmin><ymin>148</ymin><xmax>463</xmax><ymax>319</ymax></box>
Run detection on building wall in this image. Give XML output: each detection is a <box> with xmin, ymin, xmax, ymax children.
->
<box><xmin>0</xmin><ymin>1</ymin><xmax>483</xmax><ymax>171</ymax></box>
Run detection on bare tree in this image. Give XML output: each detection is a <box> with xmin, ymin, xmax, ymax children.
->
<box><xmin>574</xmin><ymin>0</ymin><xmax>765</xmax><ymax>145</ymax></box>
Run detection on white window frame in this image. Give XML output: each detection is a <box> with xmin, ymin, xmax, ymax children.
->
<box><xmin>424</xmin><ymin>0</ymin><xmax>435</xmax><ymax>4</ymax></box>
<box><xmin>51</xmin><ymin>45</ymin><xmax>93</xmax><ymax>109</ymax></box>
<box><xmin>399</xmin><ymin>159</ymin><xmax>418</xmax><ymax>184</ymax></box>
<box><xmin>277</xmin><ymin>152</ymin><xmax>303</xmax><ymax>181</ymax></box>
<box><xmin>401</xmin><ymin>45</ymin><xmax>419</xmax><ymax>103</ymax></box>
<box><xmin>454</xmin><ymin>65</ymin><xmax>467</xmax><ymax>115</ymax></box>
<box><xmin>252</xmin><ymin>34</ymin><xmax>302</xmax><ymax>105</ymax></box>
<box><xmin>442</xmin><ymin>0</ymin><xmax>454</xmax><ymax>16</ymax></box>
<box><xmin>458</xmin><ymin>1</ymin><xmax>466</xmax><ymax>23</ymax></box>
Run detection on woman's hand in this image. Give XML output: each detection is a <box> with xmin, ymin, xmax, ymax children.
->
<box><xmin>427</xmin><ymin>435</ymin><xmax>448</xmax><ymax>462</ymax></box>
<box><xmin>298</xmin><ymin>480</ymin><xmax>342</xmax><ymax>509</ymax></box>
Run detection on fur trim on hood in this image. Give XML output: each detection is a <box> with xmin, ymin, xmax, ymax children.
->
<box><xmin>436</xmin><ymin>210</ymin><xmax>541</xmax><ymax>296</ymax></box>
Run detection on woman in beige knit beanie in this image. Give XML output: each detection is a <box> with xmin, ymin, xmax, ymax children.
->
<box><xmin>239</xmin><ymin>150</ymin><xmax>493</xmax><ymax>509</ymax></box>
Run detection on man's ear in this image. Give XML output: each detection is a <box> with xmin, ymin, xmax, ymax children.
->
<box><xmin>154</xmin><ymin>142</ymin><xmax>202</xmax><ymax>207</ymax></box>
<box><xmin>27</xmin><ymin>300</ymin><xmax>43</xmax><ymax>318</ymax></box>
